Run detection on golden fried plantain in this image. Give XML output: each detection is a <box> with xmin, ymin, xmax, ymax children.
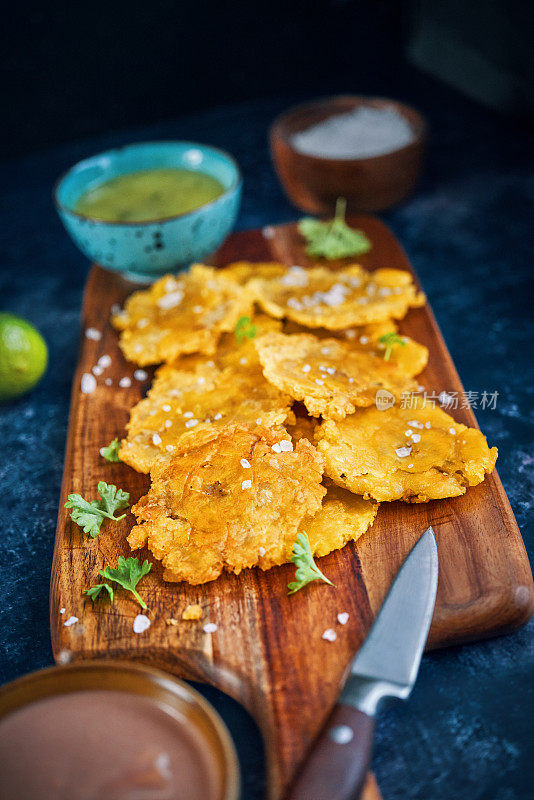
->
<box><xmin>249</xmin><ymin>264</ymin><xmax>425</xmax><ymax>329</ymax></box>
<box><xmin>120</xmin><ymin>359</ymin><xmax>293</xmax><ymax>474</ymax></box>
<box><xmin>255</xmin><ymin>331</ymin><xmax>417</xmax><ymax>420</ymax></box>
<box><xmin>128</xmin><ymin>423</ymin><xmax>326</xmax><ymax>584</ymax></box>
<box><xmin>112</xmin><ymin>265</ymin><xmax>253</xmax><ymax>365</ymax></box>
<box><xmin>316</xmin><ymin>399</ymin><xmax>498</xmax><ymax>502</ymax></box>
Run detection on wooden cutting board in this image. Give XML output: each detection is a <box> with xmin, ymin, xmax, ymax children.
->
<box><xmin>51</xmin><ymin>217</ymin><xmax>533</xmax><ymax>800</ymax></box>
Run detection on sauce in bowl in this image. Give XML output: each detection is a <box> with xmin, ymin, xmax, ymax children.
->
<box><xmin>74</xmin><ymin>167</ymin><xmax>225</xmax><ymax>222</ymax></box>
<box><xmin>0</xmin><ymin>689</ymin><xmax>222</xmax><ymax>800</ymax></box>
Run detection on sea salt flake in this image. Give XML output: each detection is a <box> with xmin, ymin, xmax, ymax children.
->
<box><xmin>85</xmin><ymin>327</ymin><xmax>101</xmax><ymax>341</ymax></box>
<box><xmin>213</xmin><ymin>412</ymin><xmax>223</xmax><ymax>420</ymax></box>
<box><xmin>256</xmin><ymin>418</ymin><xmax>262</xmax><ymax>425</ymax></box>
<box><xmin>425</xmin><ymin>421</ymin><xmax>431</xmax><ymax>429</ymax></box>
<box><xmin>134</xmin><ymin>369</ymin><xmax>148</xmax><ymax>381</ymax></box>
<box><xmin>197</xmin><ymin>376</ymin><xmax>206</xmax><ymax>385</ymax></box>
<box><xmin>242</xmin><ymin>479</ymin><xmax>252</xmax><ymax>490</ymax></box>
<box><xmin>271</xmin><ymin>443</ymin><xmax>282</xmax><ymax>453</ymax></box>
<box><xmin>279</xmin><ymin>440</ymin><xmax>293</xmax><ymax>452</ymax></box>
<box><xmin>259</xmin><ymin>547</ymin><xmax>266</xmax><ymax>556</ymax></box>
<box><xmin>240</xmin><ymin>458</ymin><xmax>251</xmax><ymax>469</ymax></box>
<box><xmin>322</xmin><ymin>628</ymin><xmax>337</xmax><ymax>642</ymax></box>
<box><xmin>315</xmin><ymin>378</ymin><xmax>324</xmax><ymax>385</ymax></box>
<box><xmin>164</xmin><ymin>420</ymin><xmax>172</xmax><ymax>428</ymax></box>
<box><xmin>337</xmin><ymin>612</ymin><xmax>349</xmax><ymax>625</ymax></box>
<box><xmin>81</xmin><ymin>373</ymin><xmax>97</xmax><ymax>394</ymax></box>
<box><xmin>60</xmin><ymin>608</ymin><xmax>66</xmax><ymax>614</ymax></box>
<box><xmin>395</xmin><ymin>445</ymin><xmax>412</xmax><ymax>458</ymax></box>
<box><xmin>162</xmin><ymin>404</ymin><xmax>171</xmax><ymax>412</ymax></box>
<box><xmin>262</xmin><ymin>226</ymin><xmax>274</xmax><ymax>239</ymax></box>
<box><xmin>449</xmin><ymin>427</ymin><xmax>456</xmax><ymax>435</ymax></box>
<box><xmin>239</xmin><ymin>357</ymin><xmax>247</xmax><ymax>365</ymax></box>
<box><xmin>119</xmin><ymin>377</ymin><xmax>131</xmax><ymax>388</ymax></box>
<box><xmin>105</xmin><ymin>378</ymin><xmax>112</xmax><ymax>386</ymax></box>
<box><xmin>302</xmin><ymin>364</ymin><xmax>311</xmax><ymax>373</ymax></box>
<box><xmin>203</xmin><ymin>622</ymin><xmax>218</xmax><ymax>633</ymax></box>
<box><xmin>166</xmin><ymin>444</ymin><xmax>174</xmax><ymax>452</ymax></box>
<box><xmin>92</xmin><ymin>365</ymin><xmax>103</xmax><ymax>376</ymax></box>
<box><xmin>185</xmin><ymin>419</ymin><xmax>198</xmax><ymax>428</ymax></box>
<box><xmin>321</xmin><ymin>346</ymin><xmax>331</xmax><ymax>355</ymax></box>
<box><xmin>64</xmin><ymin>616</ymin><xmax>78</xmax><ymax>627</ymax></box>
<box><xmin>133</xmin><ymin>614</ymin><xmax>151</xmax><ymax>634</ymax></box>
<box><xmin>326</xmin><ymin>367</ymin><xmax>336</xmax><ymax>375</ymax></box>
<box><xmin>411</xmin><ymin>433</ymin><xmax>421</xmax><ymax>443</ymax></box>
<box><xmin>408</xmin><ymin>420</ymin><xmax>423</xmax><ymax>429</ymax></box>
<box><xmin>157</xmin><ymin>289</ymin><xmax>184</xmax><ymax>310</ymax></box>
<box><xmin>152</xmin><ymin>433</ymin><xmax>162</xmax><ymax>445</ymax></box>
<box><xmin>184</xmin><ymin>411</ymin><xmax>194</xmax><ymax>418</ymax></box>
<box><xmin>280</xmin><ymin>266</ymin><xmax>309</xmax><ymax>287</ymax></box>
<box><xmin>405</xmin><ymin>429</ymin><xmax>413</xmax><ymax>437</ymax></box>
<box><xmin>137</xmin><ymin>318</ymin><xmax>149</xmax><ymax>329</ymax></box>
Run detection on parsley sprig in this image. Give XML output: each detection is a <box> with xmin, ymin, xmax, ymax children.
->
<box><xmin>65</xmin><ymin>481</ymin><xmax>129</xmax><ymax>538</ymax></box>
<box><xmin>379</xmin><ymin>332</ymin><xmax>406</xmax><ymax>361</ymax></box>
<box><xmin>100</xmin><ymin>438</ymin><xmax>121</xmax><ymax>462</ymax></box>
<box><xmin>287</xmin><ymin>532</ymin><xmax>334</xmax><ymax>594</ymax></box>
<box><xmin>99</xmin><ymin>556</ymin><xmax>152</xmax><ymax>609</ymax></box>
<box><xmin>298</xmin><ymin>198</ymin><xmax>372</xmax><ymax>260</ymax></box>
<box><xmin>235</xmin><ymin>315</ymin><xmax>257</xmax><ymax>343</ymax></box>
<box><xmin>85</xmin><ymin>582</ymin><xmax>114</xmax><ymax>602</ymax></box>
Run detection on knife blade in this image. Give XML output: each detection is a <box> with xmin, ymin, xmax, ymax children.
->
<box><xmin>286</xmin><ymin>527</ymin><xmax>438</xmax><ymax>800</ymax></box>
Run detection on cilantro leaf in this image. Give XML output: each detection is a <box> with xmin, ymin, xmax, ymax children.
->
<box><xmin>85</xmin><ymin>583</ymin><xmax>114</xmax><ymax>602</ymax></box>
<box><xmin>100</xmin><ymin>438</ymin><xmax>121</xmax><ymax>462</ymax></box>
<box><xmin>298</xmin><ymin>198</ymin><xmax>372</xmax><ymax>260</ymax></box>
<box><xmin>65</xmin><ymin>482</ymin><xmax>129</xmax><ymax>538</ymax></box>
<box><xmin>97</xmin><ymin>481</ymin><xmax>129</xmax><ymax>516</ymax></box>
<box><xmin>287</xmin><ymin>532</ymin><xmax>334</xmax><ymax>594</ymax></box>
<box><xmin>235</xmin><ymin>315</ymin><xmax>257</xmax><ymax>343</ymax></box>
<box><xmin>378</xmin><ymin>332</ymin><xmax>406</xmax><ymax>361</ymax></box>
<box><xmin>99</xmin><ymin>556</ymin><xmax>152</xmax><ymax>609</ymax></box>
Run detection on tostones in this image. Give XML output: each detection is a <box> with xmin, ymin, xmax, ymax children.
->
<box><xmin>283</xmin><ymin>319</ymin><xmax>429</xmax><ymax>377</ymax></box>
<box><xmin>255</xmin><ymin>331</ymin><xmax>417</xmax><ymax>420</ymax></box>
<box><xmin>315</xmin><ymin>399</ymin><xmax>498</xmax><ymax>502</ymax></box>
<box><xmin>120</xmin><ymin>360</ymin><xmax>294</xmax><ymax>474</ymax></box>
<box><xmin>302</xmin><ymin>483</ymin><xmax>379</xmax><ymax>559</ymax></box>
<box><xmin>249</xmin><ymin>264</ymin><xmax>425</xmax><ymax>329</ymax></box>
<box><xmin>112</xmin><ymin>264</ymin><xmax>253</xmax><ymax>365</ymax></box>
<box><xmin>128</xmin><ymin>423</ymin><xmax>326</xmax><ymax>584</ymax></box>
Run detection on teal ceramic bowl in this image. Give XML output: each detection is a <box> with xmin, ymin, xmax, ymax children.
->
<box><xmin>54</xmin><ymin>141</ymin><xmax>242</xmax><ymax>281</ymax></box>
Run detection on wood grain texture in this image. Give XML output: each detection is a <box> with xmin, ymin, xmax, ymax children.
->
<box><xmin>51</xmin><ymin>217</ymin><xmax>534</xmax><ymax>800</ymax></box>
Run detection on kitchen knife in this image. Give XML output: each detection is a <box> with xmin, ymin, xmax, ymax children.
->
<box><xmin>286</xmin><ymin>526</ymin><xmax>438</xmax><ymax>800</ymax></box>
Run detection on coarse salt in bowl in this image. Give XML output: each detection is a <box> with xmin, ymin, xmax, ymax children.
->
<box><xmin>270</xmin><ymin>95</ymin><xmax>427</xmax><ymax>214</ymax></box>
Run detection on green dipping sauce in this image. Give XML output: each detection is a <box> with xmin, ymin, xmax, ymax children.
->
<box><xmin>74</xmin><ymin>168</ymin><xmax>225</xmax><ymax>222</ymax></box>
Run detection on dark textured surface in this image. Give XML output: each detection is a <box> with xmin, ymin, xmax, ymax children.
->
<box><xmin>0</xmin><ymin>79</ymin><xmax>533</xmax><ymax>799</ymax></box>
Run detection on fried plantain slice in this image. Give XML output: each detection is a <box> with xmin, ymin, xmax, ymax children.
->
<box><xmin>255</xmin><ymin>331</ymin><xmax>417</xmax><ymax>420</ymax></box>
<box><xmin>112</xmin><ymin>264</ymin><xmax>253</xmax><ymax>365</ymax></box>
<box><xmin>128</xmin><ymin>423</ymin><xmax>326</xmax><ymax>584</ymax></box>
<box><xmin>119</xmin><ymin>358</ymin><xmax>294</xmax><ymax>474</ymax></box>
<box><xmin>218</xmin><ymin>261</ymin><xmax>287</xmax><ymax>285</ymax></box>
<box><xmin>316</xmin><ymin>400</ymin><xmax>498</xmax><ymax>502</ymax></box>
<box><xmin>283</xmin><ymin>319</ymin><xmax>429</xmax><ymax>378</ymax></box>
<box><xmin>249</xmin><ymin>264</ymin><xmax>425</xmax><ymax>329</ymax></box>
<box><xmin>301</xmin><ymin>483</ymin><xmax>379</xmax><ymax>559</ymax></box>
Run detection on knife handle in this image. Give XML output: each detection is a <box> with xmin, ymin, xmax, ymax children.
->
<box><xmin>285</xmin><ymin>703</ymin><xmax>374</xmax><ymax>800</ymax></box>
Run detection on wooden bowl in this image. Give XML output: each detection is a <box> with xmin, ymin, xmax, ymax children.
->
<box><xmin>270</xmin><ymin>95</ymin><xmax>427</xmax><ymax>214</ymax></box>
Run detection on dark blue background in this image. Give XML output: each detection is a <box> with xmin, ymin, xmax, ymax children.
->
<box><xmin>0</xmin><ymin>76</ymin><xmax>533</xmax><ymax>799</ymax></box>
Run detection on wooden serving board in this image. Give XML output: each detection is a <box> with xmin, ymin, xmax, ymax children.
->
<box><xmin>51</xmin><ymin>217</ymin><xmax>533</xmax><ymax>800</ymax></box>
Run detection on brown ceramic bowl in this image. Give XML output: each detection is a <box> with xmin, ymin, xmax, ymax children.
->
<box><xmin>270</xmin><ymin>95</ymin><xmax>427</xmax><ymax>214</ymax></box>
<box><xmin>0</xmin><ymin>660</ymin><xmax>240</xmax><ymax>800</ymax></box>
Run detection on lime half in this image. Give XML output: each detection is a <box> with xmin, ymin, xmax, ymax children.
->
<box><xmin>0</xmin><ymin>313</ymin><xmax>48</xmax><ymax>401</ymax></box>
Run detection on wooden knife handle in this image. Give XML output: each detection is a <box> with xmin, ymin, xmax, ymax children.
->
<box><xmin>285</xmin><ymin>703</ymin><xmax>375</xmax><ymax>800</ymax></box>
